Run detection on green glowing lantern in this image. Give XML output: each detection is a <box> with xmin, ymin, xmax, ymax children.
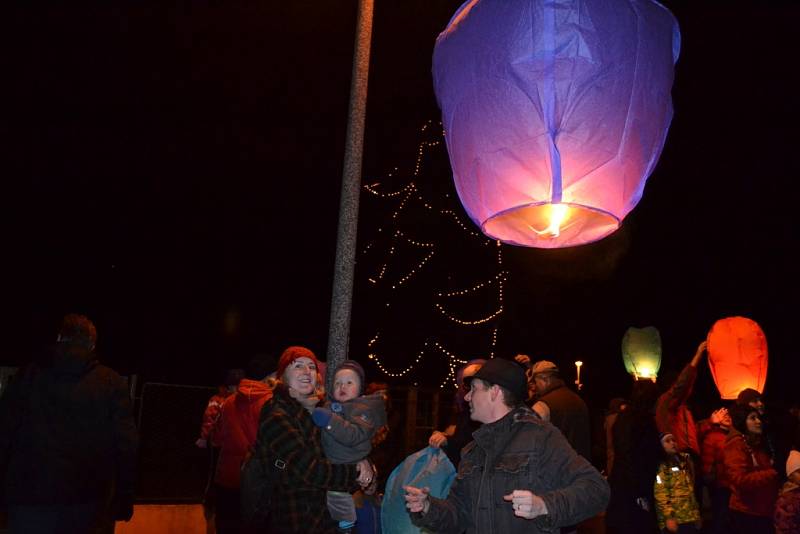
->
<box><xmin>622</xmin><ymin>326</ymin><xmax>662</xmax><ymax>380</ymax></box>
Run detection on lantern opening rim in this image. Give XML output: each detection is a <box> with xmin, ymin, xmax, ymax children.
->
<box><xmin>482</xmin><ymin>201</ymin><xmax>620</xmax><ymax>249</ymax></box>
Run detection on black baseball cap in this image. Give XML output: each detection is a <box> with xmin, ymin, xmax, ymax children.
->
<box><xmin>464</xmin><ymin>358</ymin><xmax>527</xmax><ymax>400</ymax></box>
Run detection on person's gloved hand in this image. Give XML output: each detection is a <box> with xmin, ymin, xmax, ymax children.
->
<box><xmin>312</xmin><ymin>408</ymin><xmax>333</xmax><ymax>428</ymax></box>
<box><xmin>113</xmin><ymin>493</ymin><xmax>135</xmax><ymax>522</ymax></box>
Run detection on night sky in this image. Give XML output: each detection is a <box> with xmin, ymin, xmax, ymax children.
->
<box><xmin>4</xmin><ymin>1</ymin><xmax>799</xmax><ymax>411</ymax></box>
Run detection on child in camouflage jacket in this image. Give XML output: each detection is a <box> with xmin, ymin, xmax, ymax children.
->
<box><xmin>654</xmin><ymin>432</ymin><xmax>702</xmax><ymax>533</ymax></box>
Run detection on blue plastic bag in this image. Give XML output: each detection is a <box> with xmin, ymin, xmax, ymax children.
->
<box><xmin>355</xmin><ymin>494</ymin><xmax>382</xmax><ymax>534</ymax></box>
<box><xmin>381</xmin><ymin>447</ymin><xmax>456</xmax><ymax>534</ymax></box>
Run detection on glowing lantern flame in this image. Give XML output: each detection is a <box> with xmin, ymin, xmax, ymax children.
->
<box><xmin>637</xmin><ymin>367</ymin><xmax>654</xmax><ymax>379</ymax></box>
<box><xmin>530</xmin><ymin>203</ymin><xmax>571</xmax><ymax>238</ymax></box>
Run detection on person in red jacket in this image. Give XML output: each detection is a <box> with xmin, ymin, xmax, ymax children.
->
<box><xmin>214</xmin><ymin>354</ymin><xmax>276</xmax><ymax>534</ymax></box>
<box><xmin>656</xmin><ymin>341</ymin><xmax>705</xmax><ymax>458</ymax></box>
<box><xmin>197</xmin><ymin>369</ymin><xmax>244</xmax><ymax>449</ymax></box>
<box><xmin>656</xmin><ymin>340</ymin><xmax>706</xmax><ymax>504</ymax></box>
<box><xmin>702</xmin><ymin>407</ymin><xmax>732</xmax><ymax>534</ymax></box>
<box><xmin>197</xmin><ymin>368</ymin><xmax>244</xmax><ymax>519</ymax></box>
<box><xmin>723</xmin><ymin>403</ymin><xmax>779</xmax><ymax>534</ymax></box>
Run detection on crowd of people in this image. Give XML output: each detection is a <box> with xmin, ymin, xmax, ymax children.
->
<box><xmin>422</xmin><ymin>344</ymin><xmax>800</xmax><ymax>534</ymax></box>
<box><xmin>1</xmin><ymin>313</ymin><xmax>800</xmax><ymax>534</ymax></box>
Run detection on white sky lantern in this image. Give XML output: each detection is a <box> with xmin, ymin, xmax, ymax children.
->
<box><xmin>433</xmin><ymin>0</ymin><xmax>680</xmax><ymax>248</ymax></box>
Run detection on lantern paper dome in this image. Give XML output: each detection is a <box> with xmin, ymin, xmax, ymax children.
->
<box><xmin>433</xmin><ymin>0</ymin><xmax>680</xmax><ymax>248</ymax></box>
<box><xmin>622</xmin><ymin>326</ymin><xmax>662</xmax><ymax>379</ymax></box>
<box><xmin>707</xmin><ymin>316</ymin><xmax>768</xmax><ymax>400</ymax></box>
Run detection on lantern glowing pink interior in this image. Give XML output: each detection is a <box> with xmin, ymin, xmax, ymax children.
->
<box><xmin>433</xmin><ymin>0</ymin><xmax>680</xmax><ymax>248</ymax></box>
<box><xmin>707</xmin><ymin>317</ymin><xmax>768</xmax><ymax>400</ymax></box>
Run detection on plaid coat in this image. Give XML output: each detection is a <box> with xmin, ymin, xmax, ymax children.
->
<box><xmin>256</xmin><ymin>384</ymin><xmax>359</xmax><ymax>533</ymax></box>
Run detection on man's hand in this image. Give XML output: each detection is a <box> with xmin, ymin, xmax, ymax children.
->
<box><xmin>665</xmin><ymin>518</ymin><xmax>679</xmax><ymax>532</ymax></box>
<box><xmin>429</xmin><ymin>430</ymin><xmax>448</xmax><ymax>448</ymax></box>
<box><xmin>195</xmin><ymin>438</ymin><xmax>207</xmax><ymax>449</ymax></box>
<box><xmin>503</xmin><ymin>490</ymin><xmax>548</xmax><ymax>519</ymax></box>
<box><xmin>356</xmin><ymin>459</ymin><xmax>374</xmax><ymax>488</ymax></box>
<box><xmin>404</xmin><ymin>485</ymin><xmax>431</xmax><ymax>514</ymax></box>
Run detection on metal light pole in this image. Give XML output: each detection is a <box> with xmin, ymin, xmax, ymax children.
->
<box><xmin>326</xmin><ymin>0</ymin><xmax>374</xmax><ymax>388</ymax></box>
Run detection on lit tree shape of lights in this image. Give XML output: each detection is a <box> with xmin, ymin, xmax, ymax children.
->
<box><xmin>358</xmin><ymin>121</ymin><xmax>505</xmax><ymax>389</ymax></box>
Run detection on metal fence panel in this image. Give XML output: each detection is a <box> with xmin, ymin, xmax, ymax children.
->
<box><xmin>136</xmin><ymin>382</ymin><xmax>216</xmax><ymax>502</ymax></box>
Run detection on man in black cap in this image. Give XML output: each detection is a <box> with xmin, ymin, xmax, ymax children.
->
<box><xmin>404</xmin><ymin>357</ymin><xmax>608</xmax><ymax>534</ymax></box>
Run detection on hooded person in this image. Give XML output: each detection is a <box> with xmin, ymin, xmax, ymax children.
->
<box><xmin>197</xmin><ymin>368</ymin><xmax>245</xmax><ymax>449</ymax></box>
<box><xmin>736</xmin><ymin>389</ymin><xmax>764</xmax><ymax>415</ymax></box>
<box><xmin>212</xmin><ymin>354</ymin><xmax>276</xmax><ymax>533</ymax></box>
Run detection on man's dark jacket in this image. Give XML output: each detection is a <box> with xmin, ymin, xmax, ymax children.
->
<box><xmin>411</xmin><ymin>405</ymin><xmax>609</xmax><ymax>534</ymax></box>
<box><xmin>0</xmin><ymin>344</ymin><xmax>138</xmax><ymax>506</ymax></box>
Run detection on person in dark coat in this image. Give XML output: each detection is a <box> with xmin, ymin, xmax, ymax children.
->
<box><xmin>531</xmin><ymin>360</ymin><xmax>591</xmax><ymax>461</ymax></box>
<box><xmin>606</xmin><ymin>378</ymin><xmax>662</xmax><ymax>534</ymax></box>
<box><xmin>0</xmin><ymin>314</ymin><xmax>138</xmax><ymax>534</ymax></box>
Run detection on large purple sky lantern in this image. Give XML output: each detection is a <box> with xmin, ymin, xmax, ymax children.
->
<box><xmin>433</xmin><ymin>0</ymin><xmax>680</xmax><ymax>248</ymax></box>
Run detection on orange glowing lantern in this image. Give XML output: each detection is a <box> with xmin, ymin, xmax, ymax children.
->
<box><xmin>707</xmin><ymin>316</ymin><xmax>768</xmax><ymax>400</ymax></box>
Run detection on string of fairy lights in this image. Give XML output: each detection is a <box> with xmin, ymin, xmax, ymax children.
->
<box><xmin>435</xmin><ymin>271</ymin><xmax>506</xmax><ymax>325</ymax></box>
<box><xmin>367</xmin><ymin>230</ymin><xmax>435</xmax><ymax>289</ymax></box>
<box><xmin>362</xmin><ymin>120</ymin><xmax>506</xmax><ymax>387</ymax></box>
